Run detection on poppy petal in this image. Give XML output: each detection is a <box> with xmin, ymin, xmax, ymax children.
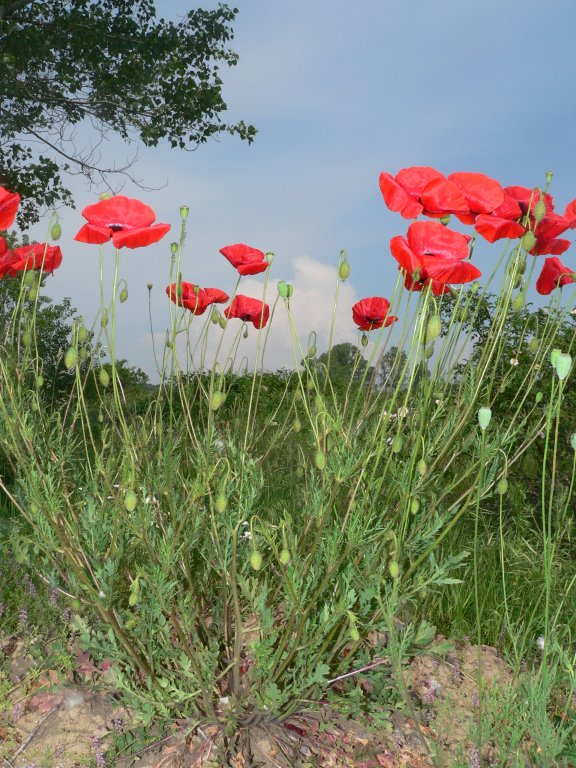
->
<box><xmin>448</xmin><ymin>172</ymin><xmax>505</xmax><ymax>214</ymax></box>
<box><xmin>420</xmin><ymin>178</ymin><xmax>469</xmax><ymax>215</ymax></box>
<box><xmin>379</xmin><ymin>173</ymin><xmax>422</xmax><ymax>219</ymax></box>
<box><xmin>474</xmin><ymin>215</ymin><xmax>525</xmax><ymax>243</ymax></box>
<box><xmin>75</xmin><ymin>223</ymin><xmax>111</xmax><ymax>244</ymax></box>
<box><xmin>112</xmin><ymin>224</ymin><xmax>171</xmax><ymax>249</ymax></box>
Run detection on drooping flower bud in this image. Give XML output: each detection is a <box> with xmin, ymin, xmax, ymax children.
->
<box><xmin>79</xmin><ymin>347</ymin><xmax>88</xmax><ymax>362</ymax></box>
<box><xmin>77</xmin><ymin>326</ymin><xmax>88</xmax><ymax>343</ymax></box>
<box><xmin>417</xmin><ymin>459</ymin><xmax>427</xmax><ymax>477</ymax></box>
<box><xmin>410</xmin><ymin>498</ymin><xmax>420</xmax><ymax>515</ymax></box>
<box><xmin>99</xmin><ymin>368</ymin><xmax>110</xmax><ymax>387</ymax></box>
<box><xmin>293</xmin><ymin>418</ymin><xmax>302</xmax><ymax>433</ymax></box>
<box><xmin>64</xmin><ymin>347</ymin><xmax>78</xmax><ymax>369</ymax></box>
<box><xmin>349</xmin><ymin>623</ymin><xmax>360</xmax><ymax>642</ymax></box>
<box><xmin>425</xmin><ymin>315</ymin><xmax>442</xmax><ymax>344</ymax></box>
<box><xmin>27</xmin><ymin>287</ymin><xmax>38</xmax><ymax>302</ymax></box>
<box><xmin>308</xmin><ymin>345</ymin><xmax>317</xmax><ymax>358</ymax></box>
<box><xmin>389</xmin><ymin>560</ymin><xmax>400</xmax><ymax>578</ymax></box>
<box><xmin>211</xmin><ymin>309</ymin><xmax>220</xmax><ymax>324</ymax></box>
<box><xmin>533</xmin><ymin>200</ymin><xmax>547</xmax><ymax>223</ymax></box>
<box><xmin>511</xmin><ymin>293</ymin><xmax>525</xmax><ymax>313</ymax></box>
<box><xmin>496</xmin><ymin>477</ymin><xmax>508</xmax><ymax>495</ymax></box>
<box><xmin>22</xmin><ymin>330</ymin><xmax>32</xmax><ymax>348</ymax></box>
<box><xmin>279</xmin><ymin>548</ymin><xmax>291</xmax><ymax>565</ymax></box>
<box><xmin>315</xmin><ymin>450</ymin><xmax>326</xmax><ymax>470</ymax></box>
<box><xmin>528</xmin><ymin>337</ymin><xmax>539</xmax><ymax>353</ymax></box>
<box><xmin>391</xmin><ymin>435</ymin><xmax>403</xmax><ymax>454</ymax></box>
<box><xmin>36</xmin><ymin>374</ymin><xmax>44</xmax><ymax>388</ymax></box>
<box><xmin>23</xmin><ymin>270</ymin><xmax>37</xmax><ymax>287</ymax></box>
<box><xmin>249</xmin><ymin>550</ymin><xmax>263</xmax><ymax>571</ymax></box>
<box><xmin>478</xmin><ymin>407</ymin><xmax>492</xmax><ymax>430</ymax></box>
<box><xmin>124</xmin><ymin>490</ymin><xmax>137</xmax><ymax>512</ymax></box>
<box><xmin>215</xmin><ymin>494</ymin><xmax>228</xmax><ymax>514</ymax></box>
<box><xmin>210</xmin><ymin>391</ymin><xmax>227</xmax><ymax>411</ymax></box>
<box><xmin>521</xmin><ymin>231</ymin><xmax>536</xmax><ymax>252</ymax></box>
<box><xmin>439</xmin><ymin>215</ymin><xmax>451</xmax><ymax>226</ymax></box>
<box><xmin>361</xmin><ymin>333</ymin><xmax>368</xmax><ymax>348</ymax></box>
<box><xmin>550</xmin><ymin>348</ymin><xmax>561</xmax><ymax>368</ymax></box>
<box><xmin>570</xmin><ymin>434</ymin><xmax>576</xmax><ymax>451</ymax></box>
<box><xmin>338</xmin><ymin>258</ymin><xmax>350</xmax><ymax>281</ymax></box>
<box><xmin>119</xmin><ymin>286</ymin><xmax>128</xmax><ymax>303</ymax></box>
<box><xmin>101</xmin><ymin>309</ymin><xmax>108</xmax><ymax>328</ymax></box>
<box><xmin>425</xmin><ymin>345</ymin><xmax>434</xmax><ymax>359</ymax></box>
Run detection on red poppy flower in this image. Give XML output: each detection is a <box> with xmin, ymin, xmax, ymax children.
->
<box><xmin>0</xmin><ymin>186</ymin><xmax>21</xmax><ymax>230</ymax></box>
<box><xmin>75</xmin><ymin>196</ymin><xmax>170</xmax><ymax>249</ymax></box>
<box><xmin>391</xmin><ymin>221</ymin><xmax>480</xmax><ymax>289</ymax></box>
<box><xmin>224</xmin><ymin>295</ymin><xmax>270</xmax><ymax>328</ymax></box>
<box><xmin>352</xmin><ymin>297</ymin><xmax>398</xmax><ymax>331</ymax></box>
<box><xmin>403</xmin><ymin>273</ymin><xmax>451</xmax><ymax>296</ymax></box>
<box><xmin>166</xmin><ymin>282</ymin><xmax>229</xmax><ymax>315</ymax></box>
<box><xmin>535</xmin><ymin>257</ymin><xmax>576</xmax><ymax>295</ymax></box>
<box><xmin>0</xmin><ymin>242</ymin><xmax>62</xmax><ymax>277</ymax></box>
<box><xmin>220</xmin><ymin>243</ymin><xmax>269</xmax><ymax>276</ymax></box>
<box><xmin>474</xmin><ymin>194</ymin><xmax>525</xmax><ymax>243</ymax></box>
<box><xmin>447</xmin><ymin>172</ymin><xmax>505</xmax><ymax>224</ymax></box>
<box><xmin>505</xmin><ymin>186</ymin><xmax>576</xmax><ymax>255</ymax></box>
<box><xmin>379</xmin><ymin>167</ymin><xmax>446</xmax><ymax>219</ymax></box>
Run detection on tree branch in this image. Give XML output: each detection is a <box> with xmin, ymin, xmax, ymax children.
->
<box><xmin>0</xmin><ymin>0</ymin><xmax>35</xmax><ymax>20</ymax></box>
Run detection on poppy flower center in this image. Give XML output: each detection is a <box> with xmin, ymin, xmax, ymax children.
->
<box><xmin>366</xmin><ymin>315</ymin><xmax>382</xmax><ymax>323</ymax></box>
<box><xmin>108</xmin><ymin>223</ymin><xmax>125</xmax><ymax>232</ymax></box>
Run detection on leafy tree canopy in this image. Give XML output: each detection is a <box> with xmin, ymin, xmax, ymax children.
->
<box><xmin>0</xmin><ymin>0</ymin><xmax>256</xmax><ymax>226</ymax></box>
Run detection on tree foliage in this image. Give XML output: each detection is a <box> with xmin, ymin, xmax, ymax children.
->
<box><xmin>0</xmin><ymin>0</ymin><xmax>256</xmax><ymax>225</ymax></box>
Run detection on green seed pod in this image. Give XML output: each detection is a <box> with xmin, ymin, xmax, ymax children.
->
<box><xmin>27</xmin><ymin>287</ymin><xmax>38</xmax><ymax>302</ymax></box>
<box><xmin>496</xmin><ymin>477</ymin><xmax>508</xmax><ymax>495</ymax></box>
<box><xmin>391</xmin><ymin>435</ymin><xmax>403</xmax><ymax>454</ymax></box>
<box><xmin>389</xmin><ymin>560</ymin><xmax>400</xmax><ymax>579</ymax></box>
<box><xmin>99</xmin><ymin>368</ymin><xmax>110</xmax><ymax>387</ymax></box>
<box><xmin>170</xmin><ymin>242</ymin><xmax>179</xmax><ymax>256</ymax></box>
<box><xmin>456</xmin><ymin>307</ymin><xmax>468</xmax><ymax>323</ymax></box>
<box><xmin>478</xmin><ymin>406</ymin><xmax>492</xmax><ymax>430</ymax></box>
<box><xmin>439</xmin><ymin>214</ymin><xmax>451</xmax><ymax>226</ymax></box>
<box><xmin>361</xmin><ymin>333</ymin><xmax>368</xmax><ymax>348</ymax></box>
<box><xmin>218</xmin><ymin>316</ymin><xmax>227</xmax><ymax>330</ymax></box>
<box><xmin>277</xmin><ymin>280</ymin><xmax>290</xmax><ymax>298</ymax></box>
<box><xmin>315</xmin><ymin>450</ymin><xmax>326</xmax><ymax>471</ymax></box>
<box><xmin>535</xmin><ymin>391</ymin><xmax>543</xmax><ymax>404</ymax></box>
<box><xmin>286</xmin><ymin>284</ymin><xmax>293</xmax><ymax>298</ymax></box>
<box><xmin>265</xmin><ymin>252</ymin><xmax>274</xmax><ymax>264</ymax></box>
<box><xmin>119</xmin><ymin>286</ymin><xmax>128</xmax><ymax>303</ymax></box>
<box><xmin>349</xmin><ymin>624</ymin><xmax>360</xmax><ymax>642</ymax></box>
<box><xmin>279</xmin><ymin>548</ymin><xmax>291</xmax><ymax>565</ymax></box>
<box><xmin>533</xmin><ymin>200</ymin><xmax>546</xmax><ymax>223</ymax></box>
<box><xmin>511</xmin><ymin>292</ymin><xmax>525</xmax><ymax>313</ymax></box>
<box><xmin>425</xmin><ymin>315</ymin><xmax>442</xmax><ymax>343</ymax></box>
<box><xmin>23</xmin><ymin>270</ymin><xmax>37</xmax><ymax>287</ymax></box>
<box><xmin>77</xmin><ymin>326</ymin><xmax>88</xmax><ymax>343</ymax></box>
<box><xmin>22</xmin><ymin>330</ymin><xmax>32</xmax><ymax>348</ymax></box>
<box><xmin>471</xmin><ymin>281</ymin><xmax>480</xmax><ymax>293</ymax></box>
<box><xmin>124</xmin><ymin>490</ymin><xmax>137</xmax><ymax>512</ymax></box>
<box><xmin>521</xmin><ymin>231</ymin><xmax>536</xmax><ymax>252</ymax></box>
<box><xmin>338</xmin><ymin>259</ymin><xmax>350</xmax><ymax>281</ymax></box>
<box><xmin>210</xmin><ymin>391</ymin><xmax>227</xmax><ymax>411</ymax></box>
<box><xmin>36</xmin><ymin>374</ymin><xmax>44</xmax><ymax>388</ymax></box>
<box><xmin>410</xmin><ymin>498</ymin><xmax>420</xmax><ymax>515</ymax></box>
<box><xmin>417</xmin><ymin>459</ymin><xmax>427</xmax><ymax>477</ymax></box>
<box><xmin>147</xmin><ymin>283</ymin><xmax>153</xmax><ymax>291</ymax></box>
<box><xmin>249</xmin><ymin>550</ymin><xmax>263</xmax><ymax>571</ymax></box>
<box><xmin>51</xmin><ymin>221</ymin><xmax>62</xmax><ymax>240</ymax></box>
<box><xmin>64</xmin><ymin>346</ymin><xmax>78</xmax><ymax>369</ymax></box>
<box><xmin>555</xmin><ymin>352</ymin><xmax>572</xmax><ymax>381</ymax></box>
<box><xmin>293</xmin><ymin>418</ymin><xmax>302</xmax><ymax>433</ymax></box>
<box><xmin>550</xmin><ymin>348</ymin><xmax>561</xmax><ymax>368</ymax></box>
<box><xmin>215</xmin><ymin>494</ymin><xmax>228</xmax><ymax>514</ymax></box>
<box><xmin>180</xmin><ymin>205</ymin><xmax>190</xmax><ymax>221</ymax></box>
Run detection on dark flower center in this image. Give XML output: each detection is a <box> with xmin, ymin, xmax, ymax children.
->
<box><xmin>108</xmin><ymin>223</ymin><xmax>125</xmax><ymax>232</ymax></box>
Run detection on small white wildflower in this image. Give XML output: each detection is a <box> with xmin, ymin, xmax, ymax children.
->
<box><xmin>219</xmin><ymin>696</ymin><xmax>230</xmax><ymax>706</ymax></box>
<box><xmin>509</xmin><ymin>357</ymin><xmax>519</xmax><ymax>366</ymax></box>
<box><xmin>536</xmin><ymin>635</ymin><xmax>545</xmax><ymax>651</ymax></box>
<box><xmin>397</xmin><ymin>406</ymin><xmax>409</xmax><ymax>418</ymax></box>
<box><xmin>242</xmin><ymin>530</ymin><xmax>253</xmax><ymax>540</ymax></box>
<box><xmin>435</xmin><ymin>398</ymin><xmax>441</xmax><ymax>406</ymax></box>
<box><xmin>539</xmin><ymin>430</ymin><xmax>546</xmax><ymax>439</ymax></box>
<box><xmin>98</xmin><ymin>590</ymin><xmax>106</xmax><ymax>598</ymax></box>
<box><xmin>214</xmin><ymin>438</ymin><xmax>225</xmax><ymax>450</ymax></box>
<box><xmin>113</xmin><ymin>483</ymin><xmax>120</xmax><ymax>489</ymax></box>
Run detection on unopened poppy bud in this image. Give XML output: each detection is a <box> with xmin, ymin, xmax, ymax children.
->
<box><xmin>417</xmin><ymin>459</ymin><xmax>427</xmax><ymax>477</ymax></box>
<box><xmin>570</xmin><ymin>434</ymin><xmax>576</xmax><ymax>451</ymax></box>
<box><xmin>99</xmin><ymin>368</ymin><xmax>110</xmax><ymax>387</ymax></box>
<box><xmin>439</xmin><ymin>215</ymin><xmax>451</xmax><ymax>226</ymax></box>
<box><xmin>279</xmin><ymin>548</ymin><xmax>291</xmax><ymax>565</ymax></box>
<box><xmin>314</xmin><ymin>394</ymin><xmax>324</xmax><ymax>412</ymax></box>
<box><xmin>124</xmin><ymin>490</ymin><xmax>137</xmax><ymax>512</ymax></box>
<box><xmin>27</xmin><ymin>287</ymin><xmax>38</xmax><ymax>301</ymax></box>
<box><xmin>521</xmin><ymin>231</ymin><xmax>536</xmax><ymax>252</ymax></box>
<box><xmin>36</xmin><ymin>374</ymin><xmax>43</xmax><ymax>388</ymax></box>
<box><xmin>391</xmin><ymin>435</ymin><xmax>403</xmax><ymax>454</ymax></box>
<box><xmin>215</xmin><ymin>494</ymin><xmax>228</xmax><ymax>514</ymax></box>
<box><xmin>496</xmin><ymin>477</ymin><xmax>508</xmax><ymax>495</ymax></box>
<box><xmin>410</xmin><ymin>498</ymin><xmax>420</xmax><ymax>515</ymax></box>
<box><xmin>210</xmin><ymin>391</ymin><xmax>227</xmax><ymax>411</ymax></box>
<box><xmin>286</xmin><ymin>283</ymin><xmax>293</xmax><ymax>298</ymax></box>
<box><xmin>218</xmin><ymin>316</ymin><xmax>227</xmax><ymax>330</ymax></box>
<box><xmin>534</xmin><ymin>200</ymin><xmax>547</xmax><ymax>223</ymax></box>
<box><xmin>79</xmin><ymin>347</ymin><xmax>88</xmax><ymax>362</ymax></box>
<box><xmin>265</xmin><ymin>252</ymin><xmax>274</xmax><ymax>264</ymax></box>
<box><xmin>306</xmin><ymin>378</ymin><xmax>314</xmax><ymax>391</ymax></box>
<box><xmin>98</xmin><ymin>411</ymin><xmax>104</xmax><ymax>423</ymax></box>
<box><xmin>180</xmin><ymin>205</ymin><xmax>189</xmax><ymax>221</ymax></box>
<box><xmin>209</xmin><ymin>309</ymin><xmax>219</xmax><ymax>324</ymax></box>
<box><xmin>308</xmin><ymin>345</ymin><xmax>317</xmax><ymax>358</ymax></box>
<box><xmin>349</xmin><ymin>623</ymin><xmax>360</xmax><ymax>642</ymax></box>
<box><xmin>22</xmin><ymin>330</ymin><xmax>32</xmax><ymax>347</ymax></box>
<box><xmin>456</xmin><ymin>308</ymin><xmax>468</xmax><ymax>323</ymax></box>
<box><xmin>119</xmin><ymin>286</ymin><xmax>128</xmax><ymax>303</ymax></box>
<box><xmin>170</xmin><ymin>242</ymin><xmax>178</xmax><ymax>255</ymax></box>
<box><xmin>449</xmin><ymin>286</ymin><xmax>460</xmax><ymax>300</ymax></box>
<box><xmin>315</xmin><ymin>450</ymin><xmax>326</xmax><ymax>470</ymax></box>
<box><xmin>389</xmin><ymin>560</ymin><xmax>400</xmax><ymax>578</ymax></box>
<box><xmin>513</xmin><ymin>274</ymin><xmax>523</xmax><ymax>290</ymax></box>
<box><xmin>64</xmin><ymin>347</ymin><xmax>78</xmax><ymax>369</ymax></box>
<box><xmin>147</xmin><ymin>283</ymin><xmax>153</xmax><ymax>291</ymax></box>
<box><xmin>23</xmin><ymin>270</ymin><xmax>36</xmax><ymax>287</ymax></box>
<box><xmin>535</xmin><ymin>391</ymin><xmax>543</xmax><ymax>403</ymax></box>
<box><xmin>243</xmin><ymin>329</ymin><xmax>248</xmax><ymax>339</ymax></box>
<box><xmin>249</xmin><ymin>550</ymin><xmax>263</xmax><ymax>571</ymax></box>
<box><xmin>77</xmin><ymin>326</ymin><xmax>88</xmax><ymax>343</ymax></box>
<box><xmin>295</xmin><ymin>466</ymin><xmax>304</xmax><ymax>479</ymax></box>
<box><xmin>511</xmin><ymin>293</ymin><xmax>525</xmax><ymax>313</ymax></box>
<box><xmin>555</xmin><ymin>352</ymin><xmax>572</xmax><ymax>381</ymax></box>
<box><xmin>478</xmin><ymin>406</ymin><xmax>492</xmax><ymax>430</ymax></box>
<box><xmin>338</xmin><ymin>259</ymin><xmax>350</xmax><ymax>281</ymax></box>
<box><xmin>50</xmin><ymin>219</ymin><xmax>61</xmax><ymax>240</ymax></box>
<box><xmin>425</xmin><ymin>345</ymin><xmax>434</xmax><ymax>359</ymax></box>
<box><xmin>550</xmin><ymin>348</ymin><xmax>561</xmax><ymax>368</ymax></box>
<box><xmin>425</xmin><ymin>315</ymin><xmax>442</xmax><ymax>343</ymax></box>
<box><xmin>528</xmin><ymin>337</ymin><xmax>539</xmax><ymax>353</ymax></box>
<box><xmin>471</xmin><ymin>282</ymin><xmax>480</xmax><ymax>293</ymax></box>
<box><xmin>517</xmin><ymin>254</ymin><xmax>527</xmax><ymax>275</ymax></box>
<box><xmin>293</xmin><ymin>418</ymin><xmax>302</xmax><ymax>433</ymax></box>
<box><xmin>361</xmin><ymin>333</ymin><xmax>368</xmax><ymax>348</ymax></box>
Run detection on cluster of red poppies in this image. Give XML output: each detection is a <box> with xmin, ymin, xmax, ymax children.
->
<box><xmin>380</xmin><ymin>166</ymin><xmax>576</xmax><ymax>297</ymax></box>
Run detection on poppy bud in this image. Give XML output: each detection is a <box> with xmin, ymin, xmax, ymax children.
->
<box><xmin>119</xmin><ymin>287</ymin><xmax>128</xmax><ymax>303</ymax></box>
<box><xmin>64</xmin><ymin>347</ymin><xmax>78</xmax><ymax>369</ymax></box>
<box><xmin>555</xmin><ymin>352</ymin><xmax>572</xmax><ymax>381</ymax></box>
<box><xmin>338</xmin><ymin>259</ymin><xmax>350</xmax><ymax>281</ymax></box>
<box><xmin>528</xmin><ymin>337</ymin><xmax>539</xmax><ymax>353</ymax></box>
<box><xmin>99</xmin><ymin>368</ymin><xmax>110</xmax><ymax>387</ymax></box>
<box><xmin>425</xmin><ymin>345</ymin><xmax>434</xmax><ymax>360</ymax></box>
<box><xmin>425</xmin><ymin>315</ymin><xmax>441</xmax><ymax>344</ymax></box>
<box><xmin>279</xmin><ymin>548</ymin><xmax>291</xmax><ymax>565</ymax></box>
<box><xmin>295</xmin><ymin>466</ymin><xmax>304</xmax><ymax>479</ymax></box>
<box><xmin>124</xmin><ymin>490</ymin><xmax>137</xmax><ymax>512</ymax></box>
<box><xmin>410</xmin><ymin>498</ymin><xmax>420</xmax><ymax>515</ymax></box>
<box><xmin>77</xmin><ymin>326</ymin><xmax>88</xmax><ymax>343</ymax></box>
<box><xmin>550</xmin><ymin>348</ymin><xmax>561</xmax><ymax>368</ymax></box>
<box><xmin>265</xmin><ymin>252</ymin><xmax>274</xmax><ymax>264</ymax></box>
<box><xmin>36</xmin><ymin>374</ymin><xmax>43</xmax><ymax>388</ymax></box>
<box><xmin>250</xmin><ymin>550</ymin><xmax>263</xmax><ymax>571</ymax></box>
<box><xmin>517</xmin><ymin>255</ymin><xmax>527</xmax><ymax>275</ymax></box>
<box><xmin>391</xmin><ymin>435</ymin><xmax>403</xmax><ymax>454</ymax></box>
<box><xmin>314</xmin><ymin>394</ymin><xmax>324</xmax><ymax>412</ymax></box>
<box><xmin>147</xmin><ymin>283</ymin><xmax>153</xmax><ymax>291</ymax></box>
<box><xmin>210</xmin><ymin>391</ymin><xmax>227</xmax><ymax>410</ymax></box>
<box><xmin>513</xmin><ymin>274</ymin><xmax>523</xmax><ymax>290</ymax></box>
<box><xmin>511</xmin><ymin>293</ymin><xmax>525</xmax><ymax>313</ymax></box>
<box><xmin>521</xmin><ymin>231</ymin><xmax>536</xmax><ymax>252</ymax></box>
<box><xmin>243</xmin><ymin>329</ymin><xmax>248</xmax><ymax>339</ymax></box>
<box><xmin>23</xmin><ymin>270</ymin><xmax>37</xmax><ymax>287</ymax></box>
<box><xmin>570</xmin><ymin>434</ymin><xmax>576</xmax><ymax>451</ymax></box>
<box><xmin>79</xmin><ymin>347</ymin><xmax>88</xmax><ymax>362</ymax></box>
<box><xmin>277</xmin><ymin>281</ymin><xmax>290</xmax><ymax>298</ymax></box>
<box><xmin>308</xmin><ymin>345</ymin><xmax>317</xmax><ymax>358</ymax></box>
<box><xmin>215</xmin><ymin>494</ymin><xmax>227</xmax><ymax>514</ymax></box>
<box><xmin>293</xmin><ymin>418</ymin><xmax>302</xmax><ymax>433</ymax></box>
<box><xmin>51</xmin><ymin>220</ymin><xmax>62</xmax><ymax>240</ymax></box>
<box><xmin>170</xmin><ymin>242</ymin><xmax>178</xmax><ymax>256</ymax></box>
<box><xmin>471</xmin><ymin>282</ymin><xmax>480</xmax><ymax>294</ymax></box>
<box><xmin>211</xmin><ymin>309</ymin><xmax>220</xmax><ymax>324</ymax></box>
<box><xmin>439</xmin><ymin>215</ymin><xmax>451</xmax><ymax>226</ymax></box>
<box><xmin>417</xmin><ymin>459</ymin><xmax>427</xmax><ymax>477</ymax></box>
<box><xmin>496</xmin><ymin>477</ymin><xmax>508</xmax><ymax>495</ymax></box>
<box><xmin>349</xmin><ymin>623</ymin><xmax>360</xmax><ymax>643</ymax></box>
<box><xmin>315</xmin><ymin>450</ymin><xmax>326</xmax><ymax>470</ymax></box>
<box><xmin>218</xmin><ymin>316</ymin><xmax>227</xmax><ymax>330</ymax></box>
<box><xmin>534</xmin><ymin>200</ymin><xmax>546</xmax><ymax>223</ymax></box>
<box><xmin>180</xmin><ymin>205</ymin><xmax>189</xmax><ymax>221</ymax></box>
<box><xmin>478</xmin><ymin>406</ymin><xmax>492</xmax><ymax>430</ymax></box>
<box><xmin>306</xmin><ymin>378</ymin><xmax>314</xmax><ymax>392</ymax></box>
<box><xmin>361</xmin><ymin>333</ymin><xmax>368</xmax><ymax>348</ymax></box>
<box><xmin>456</xmin><ymin>308</ymin><xmax>468</xmax><ymax>323</ymax></box>
<box><xmin>389</xmin><ymin>560</ymin><xmax>400</xmax><ymax>578</ymax></box>
<box><xmin>27</xmin><ymin>287</ymin><xmax>38</xmax><ymax>302</ymax></box>
<box><xmin>22</xmin><ymin>330</ymin><xmax>32</xmax><ymax>348</ymax></box>
<box><xmin>98</xmin><ymin>411</ymin><xmax>104</xmax><ymax>423</ymax></box>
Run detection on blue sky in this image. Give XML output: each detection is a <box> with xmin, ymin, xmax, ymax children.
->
<box><xmin>25</xmin><ymin>0</ymin><xmax>576</xmax><ymax>378</ymax></box>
